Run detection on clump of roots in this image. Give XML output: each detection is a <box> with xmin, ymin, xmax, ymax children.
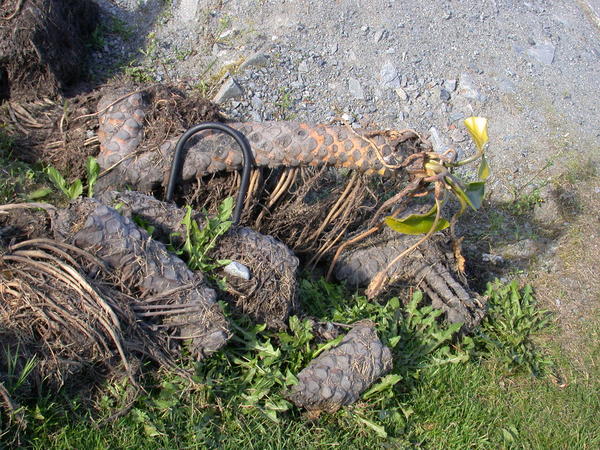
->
<box><xmin>0</xmin><ymin>204</ymin><xmax>194</xmax><ymax>401</ymax></box>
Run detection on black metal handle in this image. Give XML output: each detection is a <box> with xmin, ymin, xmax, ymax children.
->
<box><xmin>165</xmin><ymin>122</ymin><xmax>253</xmax><ymax>226</ymax></box>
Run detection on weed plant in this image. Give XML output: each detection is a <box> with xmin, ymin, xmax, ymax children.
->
<box><xmin>3</xmin><ymin>271</ymin><xmax>588</xmax><ymax>448</ymax></box>
<box><xmin>0</xmin><ymin>184</ymin><xmax>596</xmax><ymax>447</ymax></box>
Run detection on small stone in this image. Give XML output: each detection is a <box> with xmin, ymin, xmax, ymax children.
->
<box><xmin>239</xmin><ymin>52</ymin><xmax>270</xmax><ymax>70</ymax></box>
<box><xmin>348</xmin><ymin>78</ymin><xmax>365</xmax><ymax>100</ymax></box>
<box><xmin>444</xmin><ymin>79</ymin><xmax>457</xmax><ymax>91</ymax></box>
<box><xmin>429</xmin><ymin>126</ymin><xmax>446</xmax><ymax>153</ymax></box>
<box><xmin>394</xmin><ymin>87</ymin><xmax>408</xmax><ymax>101</ymax></box>
<box><xmin>373</xmin><ymin>29</ymin><xmax>386</xmax><ymax>42</ymax></box>
<box><xmin>251</xmin><ymin>95</ymin><xmax>263</xmax><ymax>110</ymax></box>
<box><xmin>330</xmin><ymin>43</ymin><xmax>338</xmax><ymax>54</ymax></box>
<box><xmin>498</xmin><ymin>78</ymin><xmax>516</xmax><ymax>94</ymax></box>
<box><xmin>482</xmin><ymin>253</ymin><xmax>504</xmax><ymax>264</ymax></box>
<box><xmin>526</xmin><ymin>42</ymin><xmax>555</xmax><ymax>65</ymax></box>
<box><xmin>379</xmin><ymin>61</ymin><xmax>401</xmax><ymax>89</ymax></box>
<box><xmin>499</xmin><ymin>239</ymin><xmax>539</xmax><ymax>260</ymax></box>
<box><xmin>449</xmin><ymin>111</ymin><xmax>465</xmax><ymax>122</ymax></box>
<box><xmin>457</xmin><ymin>73</ymin><xmax>482</xmax><ymax>101</ymax></box>
<box><xmin>212</xmin><ymin>77</ymin><xmax>243</xmax><ymax>104</ymax></box>
<box><xmin>250</xmin><ymin>110</ymin><xmax>262</xmax><ymax>121</ymax></box>
<box><xmin>298</xmin><ymin>60</ymin><xmax>309</xmax><ymax>73</ymax></box>
<box><xmin>450</xmin><ymin>128</ymin><xmax>466</xmax><ymax>142</ymax></box>
<box><xmin>440</xmin><ymin>88</ymin><xmax>451</xmax><ymax>102</ymax></box>
<box><xmin>224</xmin><ymin>261</ymin><xmax>251</xmax><ymax>280</ymax></box>
<box><xmin>341</xmin><ymin>113</ymin><xmax>354</xmax><ymax>123</ymax></box>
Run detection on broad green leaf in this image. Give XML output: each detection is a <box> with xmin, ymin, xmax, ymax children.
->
<box><xmin>143</xmin><ymin>423</ymin><xmax>162</xmax><ymax>437</ymax></box>
<box><xmin>261</xmin><ymin>408</ymin><xmax>280</xmax><ymax>423</ymax></box>
<box><xmin>478</xmin><ymin>155</ymin><xmax>490</xmax><ymax>180</ymax></box>
<box><xmin>264</xmin><ymin>399</ymin><xmax>292</xmax><ymax>412</ymax></box>
<box><xmin>312</xmin><ymin>335</ymin><xmax>344</xmax><ymax>358</ymax></box>
<box><xmin>85</xmin><ymin>156</ymin><xmax>100</xmax><ymax>197</ymax></box>
<box><xmin>218</xmin><ymin>196</ymin><xmax>234</xmax><ymax>222</ymax></box>
<box><xmin>388</xmin><ymin>335</ymin><xmax>401</xmax><ymax>348</ymax></box>
<box><xmin>27</xmin><ymin>187</ymin><xmax>52</xmax><ymax>200</ymax></box>
<box><xmin>355</xmin><ymin>416</ymin><xmax>388</xmax><ymax>438</ymax></box>
<box><xmin>46</xmin><ymin>166</ymin><xmax>67</xmax><ymax>191</ymax></box>
<box><xmin>385</xmin><ymin>210</ymin><xmax>450</xmax><ymax>235</ymax></box>
<box><xmin>67</xmin><ymin>179</ymin><xmax>83</xmax><ymax>200</ymax></box>
<box><xmin>465</xmin><ymin>181</ymin><xmax>485</xmax><ymax>210</ymax></box>
<box><xmin>464</xmin><ymin>116</ymin><xmax>488</xmax><ymax>151</ymax></box>
<box><xmin>363</xmin><ymin>374</ymin><xmax>402</xmax><ymax>399</ymax></box>
<box><xmin>447</xmin><ymin>178</ymin><xmax>476</xmax><ymax>211</ymax></box>
<box><xmin>387</xmin><ymin>297</ymin><xmax>400</xmax><ymax>309</ymax></box>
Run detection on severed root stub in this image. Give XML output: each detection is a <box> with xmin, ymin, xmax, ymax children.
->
<box><xmin>50</xmin><ymin>198</ymin><xmax>230</xmax><ymax>359</ymax></box>
<box><xmin>286</xmin><ymin>320</ymin><xmax>392</xmax><ymax>414</ymax></box>
<box><xmin>333</xmin><ymin>228</ymin><xmax>486</xmax><ymax>330</ymax></box>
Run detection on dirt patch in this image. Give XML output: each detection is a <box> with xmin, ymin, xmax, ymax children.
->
<box><xmin>0</xmin><ymin>0</ymin><xmax>99</xmax><ymax>102</ymax></box>
<box><xmin>527</xmin><ymin>174</ymin><xmax>600</xmax><ymax>367</ymax></box>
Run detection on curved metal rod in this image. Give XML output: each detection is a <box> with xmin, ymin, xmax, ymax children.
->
<box><xmin>165</xmin><ymin>122</ymin><xmax>254</xmax><ymax>226</ymax></box>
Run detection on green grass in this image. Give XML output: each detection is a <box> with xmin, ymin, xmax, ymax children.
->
<box><xmin>2</xmin><ymin>278</ymin><xmax>599</xmax><ymax>449</ymax></box>
<box><xmin>0</xmin><ymin>129</ymin><xmax>47</xmax><ymax>204</ymax></box>
<box><xmin>13</xmin><ymin>340</ymin><xmax>600</xmax><ymax>449</ymax></box>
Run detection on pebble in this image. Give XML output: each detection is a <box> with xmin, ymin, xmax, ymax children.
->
<box><xmin>450</xmin><ymin>128</ymin><xmax>466</xmax><ymax>142</ymax></box>
<box><xmin>298</xmin><ymin>60</ymin><xmax>310</xmax><ymax>73</ymax></box>
<box><xmin>348</xmin><ymin>77</ymin><xmax>365</xmax><ymax>99</ymax></box>
<box><xmin>341</xmin><ymin>112</ymin><xmax>354</xmax><ymax>123</ymax></box>
<box><xmin>394</xmin><ymin>87</ymin><xmax>408</xmax><ymax>101</ymax></box>
<box><xmin>373</xmin><ymin>29</ymin><xmax>386</xmax><ymax>42</ymax></box>
<box><xmin>429</xmin><ymin>126</ymin><xmax>446</xmax><ymax>153</ymax></box>
<box><xmin>526</xmin><ymin>42</ymin><xmax>555</xmax><ymax>65</ymax></box>
<box><xmin>239</xmin><ymin>52</ymin><xmax>270</xmax><ymax>70</ymax></box>
<box><xmin>251</xmin><ymin>95</ymin><xmax>263</xmax><ymax>110</ymax></box>
<box><xmin>444</xmin><ymin>79</ymin><xmax>457</xmax><ymax>91</ymax></box>
<box><xmin>498</xmin><ymin>78</ymin><xmax>516</xmax><ymax>93</ymax></box>
<box><xmin>212</xmin><ymin>77</ymin><xmax>243</xmax><ymax>103</ymax></box>
<box><xmin>482</xmin><ymin>253</ymin><xmax>504</xmax><ymax>264</ymax></box>
<box><xmin>224</xmin><ymin>261</ymin><xmax>251</xmax><ymax>280</ymax></box>
<box><xmin>379</xmin><ymin>61</ymin><xmax>401</xmax><ymax>89</ymax></box>
<box><xmin>440</xmin><ymin>88</ymin><xmax>451</xmax><ymax>102</ymax></box>
<box><xmin>457</xmin><ymin>72</ymin><xmax>482</xmax><ymax>101</ymax></box>
<box><xmin>250</xmin><ymin>110</ymin><xmax>262</xmax><ymax>121</ymax></box>
<box><xmin>499</xmin><ymin>239</ymin><xmax>539</xmax><ymax>260</ymax></box>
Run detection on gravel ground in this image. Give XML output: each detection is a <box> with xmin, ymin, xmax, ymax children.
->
<box><xmin>93</xmin><ymin>0</ymin><xmax>600</xmax><ymax>203</ymax></box>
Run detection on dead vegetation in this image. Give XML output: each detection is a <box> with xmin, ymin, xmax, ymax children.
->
<box><xmin>0</xmin><ymin>0</ymin><xmax>99</xmax><ymax>101</ymax></box>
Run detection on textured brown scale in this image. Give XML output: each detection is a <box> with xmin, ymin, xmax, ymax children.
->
<box><xmin>95</xmin><ymin>88</ymin><xmax>426</xmax><ymax>192</ymax></box>
<box><xmin>286</xmin><ymin>320</ymin><xmax>392</xmax><ymax>413</ymax></box>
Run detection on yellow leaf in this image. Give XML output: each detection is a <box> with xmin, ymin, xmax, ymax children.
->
<box><xmin>478</xmin><ymin>155</ymin><xmax>491</xmax><ymax>180</ymax></box>
<box><xmin>464</xmin><ymin>116</ymin><xmax>488</xmax><ymax>151</ymax></box>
